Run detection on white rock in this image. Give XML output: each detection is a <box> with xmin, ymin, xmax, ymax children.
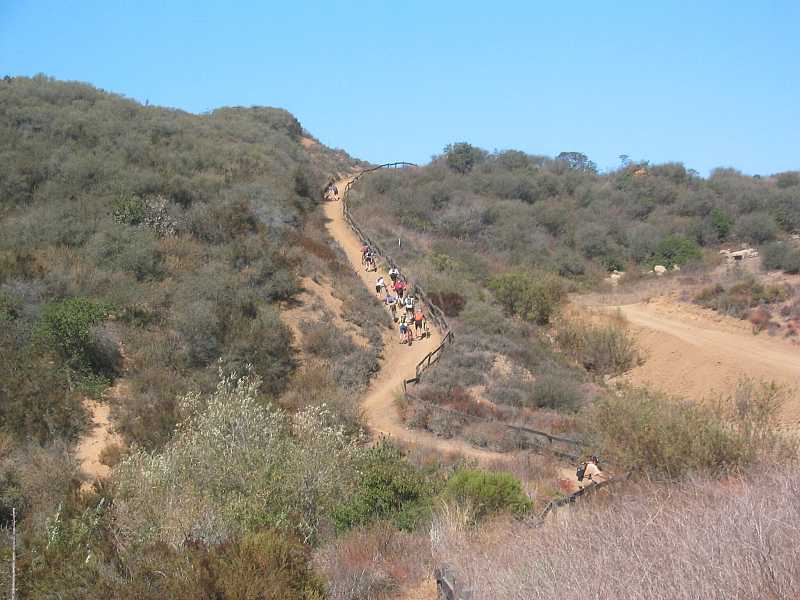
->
<box><xmin>654</xmin><ymin>265</ymin><xmax>667</xmax><ymax>275</ymax></box>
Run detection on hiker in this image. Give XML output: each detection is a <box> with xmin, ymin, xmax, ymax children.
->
<box><xmin>413</xmin><ymin>310</ymin><xmax>426</xmax><ymax>339</ymax></box>
<box><xmin>389</xmin><ymin>266</ymin><xmax>400</xmax><ymax>283</ymax></box>
<box><xmin>577</xmin><ymin>455</ymin><xmax>606</xmax><ymax>490</ymax></box>
<box><xmin>393</xmin><ymin>279</ymin><xmax>405</xmax><ymax>299</ymax></box>
<box><xmin>376</xmin><ymin>276</ymin><xmax>387</xmax><ymax>296</ymax></box>
<box><xmin>385</xmin><ymin>293</ymin><xmax>398</xmax><ymax>320</ymax></box>
<box><xmin>361</xmin><ymin>245</ymin><xmax>370</xmax><ymax>266</ymax></box>
<box><xmin>364</xmin><ymin>252</ymin><xmax>376</xmax><ymax>272</ymax></box>
<box><xmin>399</xmin><ymin>321</ymin><xmax>410</xmax><ymax>344</ymax></box>
<box><xmin>404</xmin><ymin>295</ymin><xmax>415</xmax><ymax>318</ymax></box>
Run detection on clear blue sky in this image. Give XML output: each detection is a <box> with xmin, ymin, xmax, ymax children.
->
<box><xmin>2</xmin><ymin>1</ymin><xmax>798</xmax><ymax>175</ymax></box>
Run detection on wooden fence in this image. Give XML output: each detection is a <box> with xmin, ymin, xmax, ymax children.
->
<box><xmin>435</xmin><ymin>564</ymin><xmax>473</xmax><ymax>600</ymax></box>
<box><xmin>338</xmin><ymin>162</ymin><xmax>456</xmax><ymax>392</ymax></box>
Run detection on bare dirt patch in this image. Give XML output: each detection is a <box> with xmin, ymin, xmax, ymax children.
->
<box><xmin>599</xmin><ymin>297</ymin><xmax>800</xmax><ymax>424</ymax></box>
<box><xmin>75</xmin><ymin>379</ymin><xmax>126</xmax><ymax>489</ymax></box>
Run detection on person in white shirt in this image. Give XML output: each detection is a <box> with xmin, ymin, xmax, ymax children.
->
<box><xmin>385</xmin><ymin>294</ymin><xmax>398</xmax><ymax>320</ymax></box>
<box><xmin>389</xmin><ymin>267</ymin><xmax>400</xmax><ymax>283</ymax></box>
<box><xmin>375</xmin><ymin>276</ymin><xmax>386</xmax><ymax>296</ymax></box>
<box><xmin>404</xmin><ymin>295</ymin><xmax>414</xmax><ymax>317</ymax></box>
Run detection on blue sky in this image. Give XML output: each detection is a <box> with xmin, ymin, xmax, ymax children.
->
<box><xmin>1</xmin><ymin>1</ymin><xmax>798</xmax><ymax>175</ymax></box>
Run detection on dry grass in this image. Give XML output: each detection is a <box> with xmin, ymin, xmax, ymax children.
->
<box><xmin>314</xmin><ymin>523</ymin><xmax>432</xmax><ymax>600</ymax></box>
<box><xmin>431</xmin><ymin>470</ymin><xmax>800</xmax><ymax>599</ymax></box>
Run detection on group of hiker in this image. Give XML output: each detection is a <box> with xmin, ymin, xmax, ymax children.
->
<box><xmin>362</xmin><ymin>244</ymin><xmax>429</xmax><ymax>346</ymax></box>
<box><xmin>323</xmin><ymin>182</ymin><xmax>339</xmax><ymax>202</ymax></box>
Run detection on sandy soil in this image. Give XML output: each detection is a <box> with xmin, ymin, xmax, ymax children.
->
<box><xmin>324</xmin><ymin>179</ymin><xmax>505</xmax><ymax>462</ymax></box>
<box><xmin>75</xmin><ymin>379</ymin><xmax>126</xmax><ymax>489</ymax></box>
<box><xmin>604</xmin><ymin>298</ymin><xmax>800</xmax><ymax>424</ymax></box>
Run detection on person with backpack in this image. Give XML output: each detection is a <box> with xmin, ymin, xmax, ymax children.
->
<box><xmin>413</xmin><ymin>310</ymin><xmax>426</xmax><ymax>339</ymax></box>
<box><xmin>361</xmin><ymin>244</ymin><xmax>370</xmax><ymax>266</ymax></box>
<box><xmin>404</xmin><ymin>295</ymin><xmax>415</xmax><ymax>318</ymax></box>
<box><xmin>389</xmin><ymin>266</ymin><xmax>400</xmax><ymax>283</ymax></box>
<box><xmin>399</xmin><ymin>321</ymin><xmax>410</xmax><ymax>344</ymax></box>
<box><xmin>385</xmin><ymin>293</ymin><xmax>398</xmax><ymax>320</ymax></box>
<box><xmin>393</xmin><ymin>279</ymin><xmax>405</xmax><ymax>299</ymax></box>
<box><xmin>577</xmin><ymin>455</ymin><xmax>605</xmax><ymax>490</ymax></box>
<box><xmin>364</xmin><ymin>252</ymin><xmax>376</xmax><ymax>272</ymax></box>
<box><xmin>375</xmin><ymin>276</ymin><xmax>386</xmax><ymax>297</ymax></box>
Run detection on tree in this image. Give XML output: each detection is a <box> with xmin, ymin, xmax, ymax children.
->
<box><xmin>653</xmin><ymin>235</ymin><xmax>702</xmax><ymax>268</ymax></box>
<box><xmin>710</xmin><ymin>207</ymin><xmax>733</xmax><ymax>240</ymax></box>
<box><xmin>556</xmin><ymin>151</ymin><xmax>597</xmax><ymax>174</ymax></box>
<box><xmin>443</xmin><ymin>142</ymin><xmax>487</xmax><ymax>174</ymax></box>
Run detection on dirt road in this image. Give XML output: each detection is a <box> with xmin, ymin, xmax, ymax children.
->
<box><xmin>607</xmin><ymin>301</ymin><xmax>800</xmax><ymax>424</ymax></box>
<box><xmin>324</xmin><ymin>179</ymin><xmax>503</xmax><ymax>461</ymax></box>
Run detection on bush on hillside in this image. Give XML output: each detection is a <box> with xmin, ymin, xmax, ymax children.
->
<box><xmin>35</xmin><ymin>297</ymin><xmax>114</xmax><ymax>377</ymax></box>
<box><xmin>652</xmin><ymin>234</ymin><xmax>702</xmax><ymax>268</ymax></box>
<box><xmin>761</xmin><ymin>241</ymin><xmax>800</xmax><ymax>274</ymax></box>
<box><xmin>445</xmin><ymin>469</ymin><xmax>532</xmax><ymax>520</ymax></box>
<box><xmin>735</xmin><ymin>212</ymin><xmax>779</xmax><ymax>244</ymax></box>
<box><xmin>586</xmin><ymin>383</ymin><xmax>789</xmax><ymax>478</ymax></box>
<box><xmin>332</xmin><ymin>442</ymin><xmax>436</xmax><ymax>532</ymax></box>
<box><xmin>489</xmin><ymin>270</ymin><xmax>566</xmax><ymax>325</ymax></box>
<box><xmin>695</xmin><ymin>278</ymin><xmax>790</xmax><ymax>318</ymax></box>
<box><xmin>556</xmin><ymin>316</ymin><xmax>641</xmax><ymax>377</ymax></box>
<box><xmin>530</xmin><ymin>370</ymin><xmax>585</xmax><ymax>412</ymax></box>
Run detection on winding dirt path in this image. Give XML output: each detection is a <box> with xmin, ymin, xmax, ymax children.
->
<box><xmin>607</xmin><ymin>301</ymin><xmax>800</xmax><ymax>424</ymax></box>
<box><xmin>324</xmin><ymin>179</ymin><xmax>503</xmax><ymax>461</ymax></box>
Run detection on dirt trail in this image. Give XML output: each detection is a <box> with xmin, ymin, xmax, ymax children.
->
<box><xmin>324</xmin><ymin>179</ymin><xmax>503</xmax><ymax>462</ymax></box>
<box><xmin>75</xmin><ymin>379</ymin><xmax>126</xmax><ymax>489</ymax></box>
<box><xmin>606</xmin><ymin>301</ymin><xmax>800</xmax><ymax>424</ymax></box>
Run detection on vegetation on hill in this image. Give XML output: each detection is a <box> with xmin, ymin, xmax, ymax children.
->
<box><xmin>347</xmin><ymin>143</ymin><xmax>800</xmax><ymax>441</ymax></box>
<box><xmin>0</xmin><ymin>76</ymin><xmax>400</xmax><ymax>598</ymax></box>
<box><xmin>1</xmin><ymin>76</ymin><xmax>796</xmax><ymax>598</ymax></box>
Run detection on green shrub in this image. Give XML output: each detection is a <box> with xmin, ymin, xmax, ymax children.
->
<box><xmin>35</xmin><ymin>297</ymin><xmax>113</xmax><ymax>377</ymax></box>
<box><xmin>332</xmin><ymin>442</ymin><xmax>436</xmax><ymax>532</ymax></box>
<box><xmin>710</xmin><ymin>207</ymin><xmax>733</xmax><ymax>240</ymax></box>
<box><xmin>762</xmin><ymin>241</ymin><xmax>800</xmax><ymax>274</ymax></box>
<box><xmin>652</xmin><ymin>234</ymin><xmax>702</xmax><ymax>268</ymax></box>
<box><xmin>111</xmin><ymin>195</ymin><xmax>146</xmax><ymax>226</ymax></box>
<box><xmin>445</xmin><ymin>469</ymin><xmax>532</xmax><ymax>519</ymax></box>
<box><xmin>489</xmin><ymin>270</ymin><xmax>566</xmax><ymax>325</ymax></box>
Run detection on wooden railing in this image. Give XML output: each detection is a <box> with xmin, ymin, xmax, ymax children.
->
<box><xmin>435</xmin><ymin>564</ymin><xmax>473</xmax><ymax>600</ymax></box>
<box><xmin>337</xmin><ymin>162</ymin><xmax>456</xmax><ymax>393</ymax></box>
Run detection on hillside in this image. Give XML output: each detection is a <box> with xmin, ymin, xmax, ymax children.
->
<box><xmin>346</xmin><ymin>145</ymin><xmax>800</xmax><ymax>442</ymax></box>
<box><xmin>0</xmin><ymin>78</ymin><xmax>797</xmax><ymax>599</ymax></box>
